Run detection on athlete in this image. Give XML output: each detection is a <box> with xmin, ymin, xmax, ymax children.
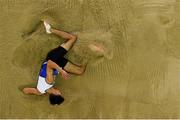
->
<box><xmin>22</xmin><ymin>21</ymin><xmax>86</xmax><ymax>105</ymax></box>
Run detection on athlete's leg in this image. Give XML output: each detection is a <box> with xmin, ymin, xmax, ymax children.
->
<box><xmin>43</xmin><ymin>21</ymin><xmax>86</xmax><ymax>75</ymax></box>
<box><xmin>50</xmin><ymin>28</ymin><xmax>76</xmax><ymax>41</ymax></box>
<box><xmin>63</xmin><ymin>62</ymin><xmax>86</xmax><ymax>75</ymax></box>
<box><xmin>43</xmin><ymin>21</ymin><xmax>77</xmax><ymax>51</ymax></box>
<box><xmin>23</xmin><ymin>87</ymin><xmax>42</xmax><ymax>95</ymax></box>
<box><xmin>51</xmin><ymin>28</ymin><xmax>77</xmax><ymax>51</ymax></box>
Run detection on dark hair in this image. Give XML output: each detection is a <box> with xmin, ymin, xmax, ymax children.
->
<box><xmin>49</xmin><ymin>94</ymin><xmax>64</xmax><ymax>105</ymax></box>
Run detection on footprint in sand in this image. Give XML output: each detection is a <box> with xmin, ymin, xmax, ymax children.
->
<box><xmin>67</xmin><ymin>30</ymin><xmax>114</xmax><ymax>66</ymax></box>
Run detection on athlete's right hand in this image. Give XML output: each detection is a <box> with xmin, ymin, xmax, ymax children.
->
<box><xmin>60</xmin><ymin>69</ymin><xmax>69</xmax><ymax>80</ymax></box>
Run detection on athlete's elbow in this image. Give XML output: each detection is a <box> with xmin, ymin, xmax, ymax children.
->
<box><xmin>47</xmin><ymin>60</ymin><xmax>54</xmax><ymax>63</ymax></box>
<box><xmin>47</xmin><ymin>60</ymin><xmax>55</xmax><ymax>68</ymax></box>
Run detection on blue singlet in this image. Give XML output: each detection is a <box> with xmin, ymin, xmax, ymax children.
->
<box><xmin>39</xmin><ymin>62</ymin><xmax>59</xmax><ymax>78</ymax></box>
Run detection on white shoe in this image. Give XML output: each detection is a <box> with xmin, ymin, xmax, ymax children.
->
<box><xmin>43</xmin><ymin>21</ymin><xmax>51</xmax><ymax>34</ymax></box>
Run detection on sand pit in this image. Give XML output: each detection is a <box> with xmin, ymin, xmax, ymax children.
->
<box><xmin>1</xmin><ymin>0</ymin><xmax>180</xmax><ymax>119</ymax></box>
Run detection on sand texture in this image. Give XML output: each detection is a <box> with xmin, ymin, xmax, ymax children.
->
<box><xmin>1</xmin><ymin>0</ymin><xmax>180</xmax><ymax>118</ymax></box>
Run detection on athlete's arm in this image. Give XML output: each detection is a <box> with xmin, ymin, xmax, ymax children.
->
<box><xmin>47</xmin><ymin>60</ymin><xmax>69</xmax><ymax>80</ymax></box>
<box><xmin>23</xmin><ymin>88</ymin><xmax>42</xmax><ymax>95</ymax></box>
<box><xmin>46</xmin><ymin>66</ymin><xmax>54</xmax><ymax>84</ymax></box>
<box><xmin>47</xmin><ymin>60</ymin><xmax>62</xmax><ymax>72</ymax></box>
<box><xmin>46</xmin><ymin>87</ymin><xmax>61</xmax><ymax>95</ymax></box>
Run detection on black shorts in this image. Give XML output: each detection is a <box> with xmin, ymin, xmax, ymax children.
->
<box><xmin>46</xmin><ymin>46</ymin><xmax>68</xmax><ymax>68</ymax></box>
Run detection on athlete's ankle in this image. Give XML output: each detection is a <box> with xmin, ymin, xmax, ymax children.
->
<box><xmin>50</xmin><ymin>28</ymin><xmax>55</xmax><ymax>34</ymax></box>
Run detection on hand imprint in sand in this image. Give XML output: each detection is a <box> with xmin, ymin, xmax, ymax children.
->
<box><xmin>68</xmin><ymin>31</ymin><xmax>113</xmax><ymax>66</ymax></box>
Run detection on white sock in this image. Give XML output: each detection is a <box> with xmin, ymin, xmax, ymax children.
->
<box><xmin>43</xmin><ymin>21</ymin><xmax>51</xmax><ymax>34</ymax></box>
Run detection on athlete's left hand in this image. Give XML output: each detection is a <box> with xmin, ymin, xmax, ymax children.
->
<box><xmin>60</xmin><ymin>69</ymin><xmax>69</xmax><ymax>80</ymax></box>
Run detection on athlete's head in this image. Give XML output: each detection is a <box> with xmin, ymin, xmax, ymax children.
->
<box><xmin>49</xmin><ymin>94</ymin><xmax>64</xmax><ymax>105</ymax></box>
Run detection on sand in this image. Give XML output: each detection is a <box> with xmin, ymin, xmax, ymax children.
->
<box><xmin>1</xmin><ymin>0</ymin><xmax>180</xmax><ymax>119</ymax></box>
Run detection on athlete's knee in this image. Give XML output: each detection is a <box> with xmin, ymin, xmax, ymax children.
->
<box><xmin>70</xmin><ymin>35</ymin><xmax>77</xmax><ymax>42</ymax></box>
<box><xmin>76</xmin><ymin>66</ymin><xmax>85</xmax><ymax>75</ymax></box>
